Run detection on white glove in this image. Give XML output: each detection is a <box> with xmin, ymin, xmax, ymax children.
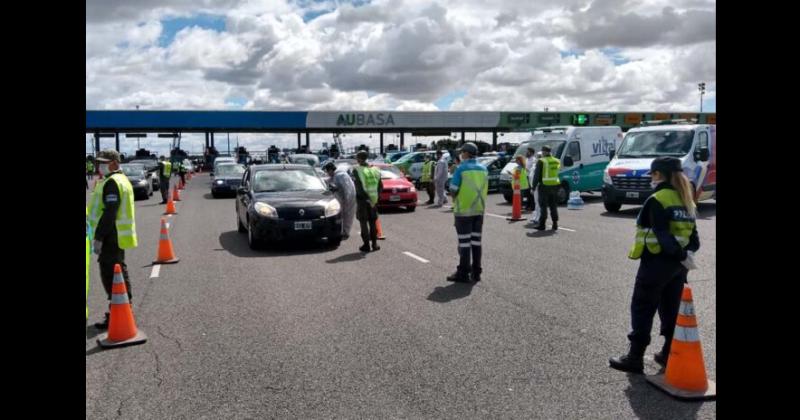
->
<box><xmin>93</xmin><ymin>240</ymin><xmax>102</xmax><ymax>255</ymax></box>
<box><xmin>681</xmin><ymin>251</ymin><xmax>697</xmax><ymax>270</ymax></box>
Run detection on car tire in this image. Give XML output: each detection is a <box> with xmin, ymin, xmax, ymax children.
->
<box><xmin>329</xmin><ymin>236</ymin><xmax>342</xmax><ymax>247</ymax></box>
<box><xmin>557</xmin><ymin>182</ymin><xmax>570</xmax><ymax>205</ymax></box>
<box><xmin>604</xmin><ymin>202</ymin><xmax>622</xmax><ymax>213</ymax></box>
<box><xmin>247</xmin><ymin>220</ymin><xmax>263</xmax><ymax>250</ymax></box>
<box><xmin>211</xmin><ymin>191</ymin><xmax>218</xmax><ymax>199</ymax></box>
<box><xmin>237</xmin><ymin>212</ymin><xmax>247</xmax><ymax>233</ymax></box>
<box><xmin>406</xmin><ymin>206</ymin><xmax>416</xmax><ymax>212</ymax></box>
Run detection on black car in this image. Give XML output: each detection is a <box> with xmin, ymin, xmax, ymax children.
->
<box><xmin>211</xmin><ymin>163</ymin><xmax>245</xmax><ymax>198</ymax></box>
<box><xmin>120</xmin><ymin>164</ymin><xmax>153</xmax><ymax>200</ymax></box>
<box><xmin>236</xmin><ymin>164</ymin><xmax>343</xmax><ymax>249</ymax></box>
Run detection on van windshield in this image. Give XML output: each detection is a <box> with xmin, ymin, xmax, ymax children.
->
<box><xmin>514</xmin><ymin>140</ymin><xmax>566</xmax><ymax>158</ymax></box>
<box><xmin>617</xmin><ymin>130</ymin><xmax>694</xmax><ymax>158</ymax></box>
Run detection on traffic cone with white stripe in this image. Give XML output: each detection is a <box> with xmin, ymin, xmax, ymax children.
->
<box><xmin>646</xmin><ymin>285</ymin><xmax>716</xmax><ymax>400</ymax></box>
<box><xmin>172</xmin><ymin>185</ymin><xmax>181</xmax><ymax>202</ymax></box>
<box><xmin>97</xmin><ymin>264</ymin><xmax>147</xmax><ymax>349</ymax></box>
<box><xmin>375</xmin><ymin>216</ymin><xmax>386</xmax><ymax>240</ymax></box>
<box><xmin>164</xmin><ymin>191</ymin><xmax>178</xmax><ymax>215</ymax></box>
<box><xmin>153</xmin><ymin>217</ymin><xmax>180</xmax><ymax>264</ymax></box>
<box><xmin>507</xmin><ymin>170</ymin><xmax>523</xmax><ymax>221</ymax></box>
<box><xmin>178</xmin><ymin>179</ymin><xmax>185</xmax><ymax>190</ymax></box>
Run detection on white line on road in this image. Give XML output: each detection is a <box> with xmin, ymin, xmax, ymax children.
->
<box><xmin>403</xmin><ymin>251</ymin><xmax>430</xmax><ymax>263</ymax></box>
<box><xmin>150</xmin><ymin>264</ymin><xmax>161</xmax><ymax>278</ymax></box>
<box><xmin>559</xmin><ymin>227</ymin><xmax>576</xmax><ymax>232</ymax></box>
<box><xmin>441</xmin><ymin>205</ymin><xmax>575</xmax><ymax>230</ymax></box>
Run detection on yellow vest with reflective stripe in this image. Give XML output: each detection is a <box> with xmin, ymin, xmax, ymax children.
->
<box><xmin>87</xmin><ymin>173</ymin><xmax>138</xmax><ymax>249</ymax></box>
<box><xmin>515</xmin><ymin>165</ymin><xmax>529</xmax><ymax>190</ymax></box>
<box><xmin>541</xmin><ymin>156</ymin><xmax>561</xmax><ymax>186</ymax></box>
<box><xmin>628</xmin><ymin>188</ymin><xmax>696</xmax><ymax>259</ymax></box>
<box><xmin>421</xmin><ymin>160</ymin><xmax>434</xmax><ymax>183</ymax></box>
<box><xmin>86</xmin><ymin>207</ymin><xmax>90</xmax><ymax>320</ymax></box>
<box><xmin>355</xmin><ymin>166</ymin><xmax>380</xmax><ymax>207</ymax></box>
<box><xmin>161</xmin><ymin>161</ymin><xmax>172</xmax><ymax>177</ymax></box>
<box><xmin>454</xmin><ymin>168</ymin><xmax>488</xmax><ymax>217</ymax></box>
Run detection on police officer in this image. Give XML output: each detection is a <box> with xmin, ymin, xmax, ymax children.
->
<box><xmin>609</xmin><ymin>157</ymin><xmax>700</xmax><ymax>373</ymax></box>
<box><xmin>524</xmin><ymin>148</ymin><xmax>536</xmax><ymax>211</ymax></box>
<box><xmin>513</xmin><ymin>155</ymin><xmax>531</xmax><ymax>211</ymax></box>
<box><xmin>87</xmin><ymin>150</ymin><xmax>138</xmax><ymax>330</ymax></box>
<box><xmin>447</xmin><ymin>142</ymin><xmax>488</xmax><ymax>283</ymax></box>
<box><xmin>157</xmin><ymin>156</ymin><xmax>172</xmax><ymax>204</ymax></box>
<box><xmin>421</xmin><ymin>154</ymin><xmax>436</xmax><ymax>204</ymax></box>
<box><xmin>177</xmin><ymin>160</ymin><xmax>187</xmax><ymax>186</ymax></box>
<box><xmin>353</xmin><ymin>151</ymin><xmax>383</xmax><ymax>253</ymax></box>
<box><xmin>86</xmin><ymin>207</ymin><xmax>91</xmax><ymax>328</ymax></box>
<box><xmin>530</xmin><ymin>145</ymin><xmax>560</xmax><ymax>231</ymax></box>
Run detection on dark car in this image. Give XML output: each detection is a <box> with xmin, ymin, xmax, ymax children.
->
<box><xmin>120</xmin><ymin>164</ymin><xmax>153</xmax><ymax>200</ymax></box>
<box><xmin>211</xmin><ymin>163</ymin><xmax>245</xmax><ymax>198</ymax></box>
<box><xmin>236</xmin><ymin>164</ymin><xmax>343</xmax><ymax>249</ymax></box>
<box><xmin>128</xmin><ymin>159</ymin><xmax>160</xmax><ymax>191</ymax></box>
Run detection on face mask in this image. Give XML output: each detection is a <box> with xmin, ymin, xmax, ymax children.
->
<box><xmin>650</xmin><ymin>180</ymin><xmax>660</xmax><ymax>189</ymax></box>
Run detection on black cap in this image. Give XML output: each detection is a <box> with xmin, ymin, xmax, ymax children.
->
<box><xmin>323</xmin><ymin>161</ymin><xmax>337</xmax><ymax>172</ymax></box>
<box><xmin>541</xmin><ymin>145</ymin><xmax>551</xmax><ymax>152</ymax></box>
<box><xmin>650</xmin><ymin>156</ymin><xmax>682</xmax><ymax>174</ymax></box>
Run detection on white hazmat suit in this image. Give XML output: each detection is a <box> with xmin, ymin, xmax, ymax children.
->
<box><xmin>433</xmin><ymin>155</ymin><xmax>450</xmax><ymax>206</ymax></box>
<box><xmin>331</xmin><ymin>170</ymin><xmax>357</xmax><ymax>237</ymax></box>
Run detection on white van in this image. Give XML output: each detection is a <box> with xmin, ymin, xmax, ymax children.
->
<box><xmin>602</xmin><ymin>121</ymin><xmax>716</xmax><ymax>212</ymax></box>
<box><xmin>499</xmin><ymin>126</ymin><xmax>623</xmax><ymax>203</ymax></box>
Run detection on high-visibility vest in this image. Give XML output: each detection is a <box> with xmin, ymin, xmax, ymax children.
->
<box><xmin>87</xmin><ymin>173</ymin><xmax>138</xmax><ymax>249</ymax></box>
<box><xmin>628</xmin><ymin>188</ymin><xmax>696</xmax><ymax>259</ymax></box>
<box><xmin>355</xmin><ymin>166</ymin><xmax>380</xmax><ymax>207</ymax></box>
<box><xmin>515</xmin><ymin>165</ymin><xmax>529</xmax><ymax>190</ymax></box>
<box><xmin>86</xmin><ymin>161</ymin><xmax>94</xmax><ymax>173</ymax></box>
<box><xmin>160</xmin><ymin>161</ymin><xmax>172</xmax><ymax>178</ymax></box>
<box><xmin>454</xmin><ymin>166</ymin><xmax>488</xmax><ymax>217</ymax></box>
<box><xmin>421</xmin><ymin>160</ymin><xmax>435</xmax><ymax>183</ymax></box>
<box><xmin>86</xmin><ymin>207</ymin><xmax>90</xmax><ymax>320</ymax></box>
<box><xmin>541</xmin><ymin>156</ymin><xmax>561</xmax><ymax>186</ymax></box>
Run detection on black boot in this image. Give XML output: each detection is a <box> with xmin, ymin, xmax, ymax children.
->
<box><xmin>534</xmin><ymin>223</ymin><xmax>546</xmax><ymax>231</ymax></box>
<box><xmin>359</xmin><ymin>244</ymin><xmax>370</xmax><ymax>253</ymax></box>
<box><xmin>446</xmin><ymin>271</ymin><xmax>470</xmax><ymax>283</ymax></box>
<box><xmin>552</xmin><ymin>222</ymin><xmax>558</xmax><ymax>231</ymax></box>
<box><xmin>93</xmin><ymin>312</ymin><xmax>110</xmax><ymax>330</ymax></box>
<box><xmin>609</xmin><ymin>345</ymin><xmax>645</xmax><ymax>374</ymax></box>
<box><xmin>371</xmin><ymin>241</ymin><xmax>380</xmax><ymax>251</ymax></box>
<box><xmin>654</xmin><ymin>342</ymin><xmax>671</xmax><ymax>367</ymax></box>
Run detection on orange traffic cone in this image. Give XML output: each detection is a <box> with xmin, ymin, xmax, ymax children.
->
<box><xmin>153</xmin><ymin>217</ymin><xmax>180</xmax><ymax>264</ymax></box>
<box><xmin>164</xmin><ymin>191</ymin><xmax>178</xmax><ymax>215</ymax></box>
<box><xmin>97</xmin><ymin>264</ymin><xmax>147</xmax><ymax>348</ymax></box>
<box><xmin>375</xmin><ymin>217</ymin><xmax>386</xmax><ymax>240</ymax></box>
<box><xmin>646</xmin><ymin>285</ymin><xmax>716</xmax><ymax>400</ymax></box>
<box><xmin>507</xmin><ymin>170</ymin><xmax>523</xmax><ymax>221</ymax></box>
<box><xmin>178</xmin><ymin>179</ymin><xmax>185</xmax><ymax>190</ymax></box>
<box><xmin>172</xmin><ymin>185</ymin><xmax>181</xmax><ymax>202</ymax></box>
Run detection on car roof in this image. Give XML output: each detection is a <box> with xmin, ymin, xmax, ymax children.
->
<box><xmin>250</xmin><ymin>164</ymin><xmax>316</xmax><ymax>171</ymax></box>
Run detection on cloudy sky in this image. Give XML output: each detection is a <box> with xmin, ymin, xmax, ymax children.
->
<box><xmin>86</xmin><ymin>0</ymin><xmax>716</xmax><ymax>154</ymax></box>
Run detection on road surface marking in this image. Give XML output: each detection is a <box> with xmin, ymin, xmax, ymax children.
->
<box><xmin>403</xmin><ymin>252</ymin><xmax>430</xmax><ymax>263</ymax></box>
<box><xmin>150</xmin><ymin>265</ymin><xmax>161</xmax><ymax>278</ymax></box>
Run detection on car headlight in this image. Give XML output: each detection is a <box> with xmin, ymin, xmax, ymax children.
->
<box><xmin>254</xmin><ymin>202</ymin><xmax>278</xmax><ymax>218</ymax></box>
<box><xmin>410</xmin><ymin>186</ymin><xmax>416</xmax><ymax>192</ymax></box>
<box><xmin>603</xmin><ymin>170</ymin><xmax>611</xmax><ymax>184</ymax></box>
<box><xmin>319</xmin><ymin>199</ymin><xmax>341</xmax><ymax>217</ymax></box>
<box><xmin>215</xmin><ymin>179</ymin><xmax>224</xmax><ymax>185</ymax></box>
<box><xmin>138</xmin><ymin>179</ymin><xmax>147</xmax><ymax>186</ymax></box>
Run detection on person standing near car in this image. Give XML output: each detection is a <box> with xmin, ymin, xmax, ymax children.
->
<box><xmin>421</xmin><ymin>154</ymin><xmax>436</xmax><ymax>205</ymax></box>
<box><xmin>447</xmin><ymin>143</ymin><xmax>488</xmax><ymax>283</ymax></box>
<box><xmin>87</xmin><ymin>150</ymin><xmax>138</xmax><ymax>330</ymax></box>
<box><xmin>157</xmin><ymin>156</ymin><xmax>172</xmax><ymax>204</ymax></box>
<box><xmin>513</xmin><ymin>155</ymin><xmax>531</xmax><ymax>212</ymax></box>
<box><xmin>324</xmin><ymin>161</ymin><xmax>356</xmax><ymax>240</ymax></box>
<box><xmin>524</xmin><ymin>148</ymin><xmax>537</xmax><ymax>211</ymax></box>
<box><xmin>352</xmin><ymin>151</ymin><xmax>383</xmax><ymax>253</ymax></box>
<box><xmin>609</xmin><ymin>157</ymin><xmax>700</xmax><ymax>373</ymax></box>
<box><xmin>530</xmin><ymin>145</ymin><xmax>560</xmax><ymax>231</ymax></box>
<box><xmin>433</xmin><ymin>149</ymin><xmax>449</xmax><ymax>207</ymax></box>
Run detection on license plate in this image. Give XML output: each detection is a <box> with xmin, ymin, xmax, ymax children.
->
<box><xmin>390</xmin><ymin>195</ymin><xmax>401</xmax><ymax>202</ymax></box>
<box><xmin>294</xmin><ymin>221</ymin><xmax>312</xmax><ymax>230</ymax></box>
<box><xmin>626</xmin><ymin>192</ymin><xmax>640</xmax><ymax>198</ymax></box>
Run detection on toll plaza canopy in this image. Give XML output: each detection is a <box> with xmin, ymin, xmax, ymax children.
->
<box><xmin>86</xmin><ymin>110</ymin><xmax>716</xmax><ymax>134</ymax></box>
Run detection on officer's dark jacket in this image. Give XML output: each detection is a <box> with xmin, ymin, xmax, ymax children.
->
<box><xmin>95</xmin><ymin>170</ymin><xmax>122</xmax><ymax>242</ymax></box>
<box><xmin>639</xmin><ymin>183</ymin><xmax>700</xmax><ymax>261</ymax></box>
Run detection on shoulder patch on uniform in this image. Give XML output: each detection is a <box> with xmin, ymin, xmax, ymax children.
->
<box><xmin>105</xmin><ymin>194</ymin><xmax>119</xmax><ymax>203</ymax></box>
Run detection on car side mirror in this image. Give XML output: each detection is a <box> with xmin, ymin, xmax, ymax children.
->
<box><xmin>608</xmin><ymin>149</ymin><xmax>615</xmax><ymax>160</ymax></box>
<box><xmin>695</xmin><ymin>148</ymin><xmax>709</xmax><ymax>162</ymax></box>
<box><xmin>563</xmin><ymin>156</ymin><xmax>574</xmax><ymax>167</ymax></box>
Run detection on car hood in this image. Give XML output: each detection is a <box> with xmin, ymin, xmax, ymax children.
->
<box><xmin>252</xmin><ymin>190</ymin><xmax>333</xmax><ymax>206</ymax></box>
<box><xmin>214</xmin><ymin>175</ymin><xmax>242</xmax><ymax>181</ymax></box>
<box><xmin>381</xmin><ymin>178</ymin><xmax>412</xmax><ymax>189</ymax></box>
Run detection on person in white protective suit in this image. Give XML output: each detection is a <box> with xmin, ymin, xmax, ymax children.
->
<box><xmin>432</xmin><ymin>149</ymin><xmax>449</xmax><ymax>207</ymax></box>
<box><xmin>529</xmin><ymin>151</ymin><xmax>543</xmax><ymax>224</ymax></box>
<box><xmin>324</xmin><ymin>161</ymin><xmax>356</xmax><ymax>239</ymax></box>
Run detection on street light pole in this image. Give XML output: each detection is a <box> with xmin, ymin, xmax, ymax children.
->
<box><xmin>698</xmin><ymin>82</ymin><xmax>706</xmax><ymax>112</ymax></box>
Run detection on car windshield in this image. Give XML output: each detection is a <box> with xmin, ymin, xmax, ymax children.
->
<box><xmin>216</xmin><ymin>164</ymin><xmax>245</xmax><ymax>177</ymax></box>
<box><xmin>291</xmin><ymin>156</ymin><xmax>316</xmax><ymax>166</ymax></box>
<box><xmin>395</xmin><ymin>153</ymin><xmax>419</xmax><ymax>163</ymax></box>
<box><xmin>121</xmin><ymin>166</ymin><xmax>145</xmax><ymax>177</ymax></box>
<box><xmin>477</xmin><ymin>157</ymin><xmax>496</xmax><ymax>166</ymax></box>
<box><xmin>617</xmin><ymin>130</ymin><xmax>695</xmax><ymax>158</ymax></box>
<box><xmin>517</xmin><ymin>140</ymin><xmax>566</xmax><ymax>159</ymax></box>
<box><xmin>253</xmin><ymin>168</ymin><xmax>326</xmax><ymax>192</ymax></box>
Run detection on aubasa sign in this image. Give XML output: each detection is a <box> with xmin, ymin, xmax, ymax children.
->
<box><xmin>336</xmin><ymin>113</ymin><xmax>395</xmax><ymax>126</ymax></box>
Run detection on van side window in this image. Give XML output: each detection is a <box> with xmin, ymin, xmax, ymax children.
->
<box><xmin>567</xmin><ymin>141</ymin><xmax>581</xmax><ymax>162</ymax></box>
<box><xmin>698</xmin><ymin>132</ymin><xmax>709</xmax><ymax>149</ymax></box>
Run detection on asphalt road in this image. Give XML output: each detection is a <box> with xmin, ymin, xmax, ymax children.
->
<box><xmin>86</xmin><ymin>173</ymin><xmax>716</xmax><ymax>419</ymax></box>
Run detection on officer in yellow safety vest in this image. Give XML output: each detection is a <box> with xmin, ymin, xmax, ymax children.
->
<box><xmin>352</xmin><ymin>150</ymin><xmax>383</xmax><ymax>253</ymax></box>
<box><xmin>530</xmin><ymin>145</ymin><xmax>561</xmax><ymax>231</ymax></box>
<box><xmin>87</xmin><ymin>150</ymin><xmax>138</xmax><ymax>330</ymax></box>
<box><xmin>447</xmin><ymin>142</ymin><xmax>488</xmax><ymax>283</ymax></box>
<box><xmin>513</xmin><ymin>155</ymin><xmax>531</xmax><ymax>211</ymax></box>
<box><xmin>86</xmin><ymin>207</ymin><xmax>91</xmax><ymax>326</ymax></box>
<box><xmin>157</xmin><ymin>156</ymin><xmax>172</xmax><ymax>204</ymax></box>
<box><xmin>609</xmin><ymin>157</ymin><xmax>700</xmax><ymax>373</ymax></box>
<box><xmin>421</xmin><ymin>154</ymin><xmax>436</xmax><ymax>205</ymax></box>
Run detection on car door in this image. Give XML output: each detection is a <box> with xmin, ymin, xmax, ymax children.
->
<box><xmin>563</xmin><ymin>141</ymin><xmax>583</xmax><ymax>191</ymax></box>
<box><xmin>237</xmin><ymin>168</ymin><xmax>251</xmax><ymax>224</ymax></box>
<box><xmin>487</xmin><ymin>160</ymin><xmax>501</xmax><ymax>190</ymax></box>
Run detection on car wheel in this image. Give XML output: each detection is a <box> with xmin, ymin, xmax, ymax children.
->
<box><xmin>212</xmin><ymin>191</ymin><xmax>218</xmax><ymax>199</ymax></box>
<box><xmin>557</xmin><ymin>182</ymin><xmax>570</xmax><ymax>205</ymax></box>
<box><xmin>329</xmin><ymin>236</ymin><xmax>342</xmax><ymax>247</ymax></box>
<box><xmin>406</xmin><ymin>206</ymin><xmax>416</xmax><ymax>212</ymax></box>
<box><xmin>237</xmin><ymin>212</ymin><xmax>246</xmax><ymax>233</ymax></box>
<box><xmin>603</xmin><ymin>202</ymin><xmax>622</xmax><ymax>213</ymax></box>
<box><xmin>247</xmin><ymin>220</ymin><xmax>262</xmax><ymax>250</ymax></box>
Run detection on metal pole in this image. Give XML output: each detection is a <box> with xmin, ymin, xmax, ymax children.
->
<box><xmin>115</xmin><ymin>132</ymin><xmax>120</xmax><ymax>152</ymax></box>
<box><xmin>297</xmin><ymin>133</ymin><xmax>301</xmax><ymax>150</ymax></box>
<box><xmin>227</xmin><ymin>132</ymin><xmax>230</xmax><ymax>156</ymax></box>
<box><xmin>95</xmin><ymin>132</ymin><xmax>100</xmax><ymax>155</ymax></box>
<box><xmin>379</xmin><ymin>132</ymin><xmax>384</xmax><ymax>155</ymax></box>
<box><xmin>460</xmin><ymin>131</ymin><xmax>465</xmax><ymax>145</ymax></box>
<box><xmin>306</xmin><ymin>132</ymin><xmax>310</xmax><ymax>150</ymax></box>
<box><xmin>400</xmin><ymin>132</ymin><xmax>404</xmax><ymax>150</ymax></box>
<box><xmin>492</xmin><ymin>131</ymin><xmax>497</xmax><ymax>151</ymax></box>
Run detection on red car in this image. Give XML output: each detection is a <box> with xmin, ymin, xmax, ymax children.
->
<box><xmin>372</xmin><ymin>163</ymin><xmax>418</xmax><ymax>212</ymax></box>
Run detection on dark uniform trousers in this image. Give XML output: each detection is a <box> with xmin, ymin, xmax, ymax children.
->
<box><xmin>628</xmin><ymin>256</ymin><xmax>687</xmax><ymax>352</ymax></box>
<box><xmin>537</xmin><ymin>185</ymin><xmax>559</xmax><ymax>224</ymax></box>
<box><xmin>356</xmin><ymin>199</ymin><xmax>378</xmax><ymax>245</ymax></box>
<box><xmin>455</xmin><ymin>215</ymin><xmax>483</xmax><ymax>277</ymax></box>
<box><xmin>98</xmin><ymin>234</ymin><xmax>132</xmax><ymax>301</ymax></box>
<box><xmin>160</xmin><ymin>178</ymin><xmax>170</xmax><ymax>202</ymax></box>
<box><xmin>425</xmin><ymin>182</ymin><xmax>435</xmax><ymax>203</ymax></box>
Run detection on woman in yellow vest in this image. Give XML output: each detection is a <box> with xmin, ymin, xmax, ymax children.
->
<box><xmin>609</xmin><ymin>157</ymin><xmax>700</xmax><ymax>374</ymax></box>
<box><xmin>513</xmin><ymin>155</ymin><xmax>530</xmax><ymax>211</ymax></box>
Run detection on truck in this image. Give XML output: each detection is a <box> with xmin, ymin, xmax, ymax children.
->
<box><xmin>602</xmin><ymin>120</ymin><xmax>716</xmax><ymax>212</ymax></box>
<box><xmin>499</xmin><ymin>126</ymin><xmax>624</xmax><ymax>203</ymax></box>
